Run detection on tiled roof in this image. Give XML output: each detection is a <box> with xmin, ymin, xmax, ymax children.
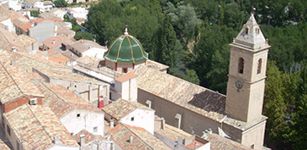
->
<box><xmin>102</xmin><ymin>99</ymin><xmax>150</xmax><ymax>120</ymax></box>
<box><xmin>73</xmin><ymin>129</ymin><xmax>103</xmax><ymax>144</ymax></box>
<box><xmin>144</xmin><ymin>60</ymin><xmax>169</xmax><ymax>72</ymax></box>
<box><xmin>34</xmin><ymin>81</ymin><xmax>101</xmax><ymax>118</ymax></box>
<box><xmin>69</xmin><ymin>39</ymin><xmax>106</xmax><ymax>53</ymax></box>
<box><xmin>18</xmin><ymin>34</ymin><xmax>36</xmax><ymax>46</ymax></box>
<box><xmin>0</xmin><ymin>50</ymin><xmax>102</xmax><ymax>84</ymax></box>
<box><xmin>154</xmin><ymin>117</ymin><xmax>192</xmax><ymax>142</ymax></box>
<box><xmin>0</xmin><ymin>5</ymin><xmax>26</xmax><ymax>22</ymax></box>
<box><xmin>207</xmin><ymin>133</ymin><xmax>252</xmax><ymax>150</ymax></box>
<box><xmin>12</xmin><ymin>18</ymin><xmax>32</xmax><ymax>32</ymax></box>
<box><xmin>115</xmin><ymin>71</ymin><xmax>136</xmax><ymax>83</ymax></box>
<box><xmin>42</xmin><ymin>36</ymin><xmax>67</xmax><ymax>50</ymax></box>
<box><xmin>0</xmin><ymin>26</ymin><xmax>25</xmax><ymax>50</ymax></box>
<box><xmin>3</xmin><ymin>104</ymin><xmax>79</xmax><ymax>150</ymax></box>
<box><xmin>109</xmin><ymin>124</ymin><xmax>171</xmax><ymax>150</ymax></box>
<box><xmin>0</xmin><ymin>64</ymin><xmax>43</xmax><ymax>104</ymax></box>
<box><xmin>105</xmin><ymin>32</ymin><xmax>148</xmax><ymax>64</ymax></box>
<box><xmin>135</xmin><ymin>65</ymin><xmax>246</xmax><ymax>129</ymax></box>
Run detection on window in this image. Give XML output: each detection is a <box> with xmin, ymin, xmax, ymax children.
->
<box><xmin>257</xmin><ymin>59</ymin><xmax>262</xmax><ymax>74</ymax></box>
<box><xmin>123</xmin><ymin>68</ymin><xmax>128</xmax><ymax>73</ymax></box>
<box><xmin>93</xmin><ymin>127</ymin><xmax>98</xmax><ymax>132</ymax></box>
<box><xmin>238</xmin><ymin>57</ymin><xmax>244</xmax><ymax>74</ymax></box>
<box><xmin>77</xmin><ymin>114</ymin><xmax>80</xmax><ymax>117</ymax></box>
<box><xmin>256</xmin><ymin>28</ymin><xmax>260</xmax><ymax>34</ymax></box>
<box><xmin>6</xmin><ymin>125</ymin><xmax>10</xmax><ymax>136</ymax></box>
<box><xmin>245</xmin><ymin>28</ymin><xmax>249</xmax><ymax>34</ymax></box>
<box><xmin>131</xmin><ymin>117</ymin><xmax>134</xmax><ymax>121</ymax></box>
<box><xmin>251</xmin><ymin>144</ymin><xmax>255</xmax><ymax>149</ymax></box>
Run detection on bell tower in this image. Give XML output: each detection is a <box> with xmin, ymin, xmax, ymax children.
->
<box><xmin>225</xmin><ymin>13</ymin><xmax>270</xmax><ymax>123</ymax></box>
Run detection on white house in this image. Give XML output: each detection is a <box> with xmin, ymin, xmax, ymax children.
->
<box><xmin>34</xmin><ymin>1</ymin><xmax>53</xmax><ymax>12</ymax></box>
<box><xmin>1</xmin><ymin>18</ymin><xmax>16</xmax><ymax>32</ymax></box>
<box><xmin>8</xmin><ymin>0</ymin><xmax>21</xmax><ymax>11</ymax></box>
<box><xmin>67</xmin><ymin>39</ymin><xmax>108</xmax><ymax>60</ymax></box>
<box><xmin>103</xmin><ymin>99</ymin><xmax>155</xmax><ymax>134</ymax></box>
<box><xmin>34</xmin><ymin>81</ymin><xmax>105</xmax><ymax>136</ymax></box>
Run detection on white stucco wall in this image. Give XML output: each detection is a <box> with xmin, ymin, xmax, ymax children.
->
<box><xmin>49</xmin><ymin>145</ymin><xmax>79</xmax><ymax>150</ymax></box>
<box><xmin>60</xmin><ymin>109</ymin><xmax>104</xmax><ymax>136</ymax></box>
<box><xmin>120</xmin><ymin>108</ymin><xmax>155</xmax><ymax>134</ymax></box>
<box><xmin>115</xmin><ymin>78</ymin><xmax>137</xmax><ymax>102</ymax></box>
<box><xmin>82</xmin><ymin>47</ymin><xmax>107</xmax><ymax>60</ymax></box>
<box><xmin>1</xmin><ymin>19</ymin><xmax>16</xmax><ymax>33</ymax></box>
<box><xmin>196</xmin><ymin>142</ymin><xmax>210</xmax><ymax>150</ymax></box>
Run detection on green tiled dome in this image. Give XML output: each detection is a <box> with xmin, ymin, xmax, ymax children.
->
<box><xmin>105</xmin><ymin>31</ymin><xmax>148</xmax><ymax>64</ymax></box>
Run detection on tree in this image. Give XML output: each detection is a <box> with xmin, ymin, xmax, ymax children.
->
<box><xmin>86</xmin><ymin>0</ymin><xmax>163</xmax><ymax>54</ymax></box>
<box><xmin>263</xmin><ymin>61</ymin><xmax>292</xmax><ymax>149</ymax></box>
<box><xmin>156</xmin><ymin>16</ymin><xmax>180</xmax><ymax>68</ymax></box>
<box><xmin>30</xmin><ymin>10</ymin><xmax>39</xmax><ymax>17</ymax></box>
<box><xmin>53</xmin><ymin>0</ymin><xmax>68</xmax><ymax>7</ymax></box>
<box><xmin>162</xmin><ymin>1</ymin><xmax>201</xmax><ymax>44</ymax></box>
<box><xmin>74</xmin><ymin>31</ymin><xmax>94</xmax><ymax>40</ymax></box>
<box><xmin>292</xmin><ymin>64</ymin><xmax>307</xmax><ymax>149</ymax></box>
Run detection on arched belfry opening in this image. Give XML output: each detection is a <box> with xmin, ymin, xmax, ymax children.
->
<box><xmin>257</xmin><ymin>58</ymin><xmax>262</xmax><ymax>74</ymax></box>
<box><xmin>238</xmin><ymin>57</ymin><xmax>244</xmax><ymax>74</ymax></box>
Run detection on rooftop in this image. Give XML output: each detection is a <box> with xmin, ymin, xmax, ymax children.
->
<box><xmin>105</xmin><ymin>29</ymin><xmax>148</xmax><ymax>64</ymax></box>
<box><xmin>103</xmin><ymin>99</ymin><xmax>151</xmax><ymax>121</ymax></box>
<box><xmin>3</xmin><ymin>104</ymin><xmax>79</xmax><ymax>150</ymax></box>
<box><xmin>34</xmin><ymin>81</ymin><xmax>101</xmax><ymax>118</ymax></box>
<box><xmin>109</xmin><ymin>124</ymin><xmax>171</xmax><ymax>150</ymax></box>
<box><xmin>0</xmin><ymin>63</ymin><xmax>43</xmax><ymax>104</ymax></box>
<box><xmin>69</xmin><ymin>39</ymin><xmax>106</xmax><ymax>53</ymax></box>
<box><xmin>135</xmin><ymin>65</ymin><xmax>246</xmax><ymax>129</ymax></box>
<box><xmin>233</xmin><ymin>13</ymin><xmax>270</xmax><ymax>50</ymax></box>
<box><xmin>206</xmin><ymin>133</ymin><xmax>252</xmax><ymax>150</ymax></box>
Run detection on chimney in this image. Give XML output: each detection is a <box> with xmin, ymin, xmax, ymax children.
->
<box><xmin>53</xmin><ymin>136</ymin><xmax>61</xmax><ymax>144</ymax></box>
<box><xmin>110</xmin><ymin>119</ymin><xmax>114</xmax><ymax>128</ymax></box>
<box><xmin>98</xmin><ymin>96</ymin><xmax>104</xmax><ymax>109</ymax></box>
<box><xmin>128</xmin><ymin>136</ymin><xmax>133</xmax><ymax>143</ymax></box>
<box><xmin>175</xmin><ymin>113</ymin><xmax>182</xmax><ymax>129</ymax></box>
<box><xmin>161</xmin><ymin>118</ymin><xmax>165</xmax><ymax>130</ymax></box>
<box><xmin>11</xmin><ymin>47</ymin><xmax>17</xmax><ymax>52</ymax></box>
<box><xmin>201</xmin><ymin>129</ymin><xmax>212</xmax><ymax>140</ymax></box>
<box><xmin>145</xmin><ymin>100</ymin><xmax>152</xmax><ymax>108</ymax></box>
<box><xmin>80</xmin><ymin>134</ymin><xmax>85</xmax><ymax>147</ymax></box>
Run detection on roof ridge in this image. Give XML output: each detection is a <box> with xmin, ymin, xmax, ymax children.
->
<box><xmin>0</xmin><ymin>63</ymin><xmax>25</xmax><ymax>96</ymax></box>
<box><xmin>26</xmin><ymin>105</ymin><xmax>55</xmax><ymax>145</ymax></box>
<box><xmin>122</xmin><ymin>124</ymin><xmax>154</xmax><ymax>150</ymax></box>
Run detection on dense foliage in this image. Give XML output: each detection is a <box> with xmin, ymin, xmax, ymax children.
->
<box><xmin>53</xmin><ymin>0</ymin><xmax>68</xmax><ymax>7</ymax></box>
<box><xmin>86</xmin><ymin>0</ymin><xmax>307</xmax><ymax>149</ymax></box>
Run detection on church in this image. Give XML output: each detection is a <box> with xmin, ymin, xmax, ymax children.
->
<box><xmin>72</xmin><ymin>13</ymin><xmax>270</xmax><ymax>149</ymax></box>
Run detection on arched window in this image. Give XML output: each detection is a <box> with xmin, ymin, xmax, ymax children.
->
<box><xmin>257</xmin><ymin>59</ymin><xmax>262</xmax><ymax>74</ymax></box>
<box><xmin>255</xmin><ymin>28</ymin><xmax>260</xmax><ymax>34</ymax></box>
<box><xmin>245</xmin><ymin>28</ymin><xmax>249</xmax><ymax>34</ymax></box>
<box><xmin>238</xmin><ymin>57</ymin><xmax>244</xmax><ymax>74</ymax></box>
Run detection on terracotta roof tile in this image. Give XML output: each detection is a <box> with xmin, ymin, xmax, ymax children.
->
<box><xmin>109</xmin><ymin>124</ymin><xmax>171</xmax><ymax>150</ymax></box>
<box><xmin>115</xmin><ymin>71</ymin><xmax>136</xmax><ymax>83</ymax></box>
<box><xmin>34</xmin><ymin>81</ymin><xmax>101</xmax><ymax>118</ymax></box>
<box><xmin>4</xmin><ymin>104</ymin><xmax>79</xmax><ymax>150</ymax></box>
<box><xmin>135</xmin><ymin>65</ymin><xmax>246</xmax><ymax>129</ymax></box>
<box><xmin>103</xmin><ymin>99</ymin><xmax>150</xmax><ymax>120</ymax></box>
<box><xmin>0</xmin><ymin>64</ymin><xmax>44</xmax><ymax>104</ymax></box>
<box><xmin>207</xmin><ymin>134</ymin><xmax>252</xmax><ymax>150</ymax></box>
